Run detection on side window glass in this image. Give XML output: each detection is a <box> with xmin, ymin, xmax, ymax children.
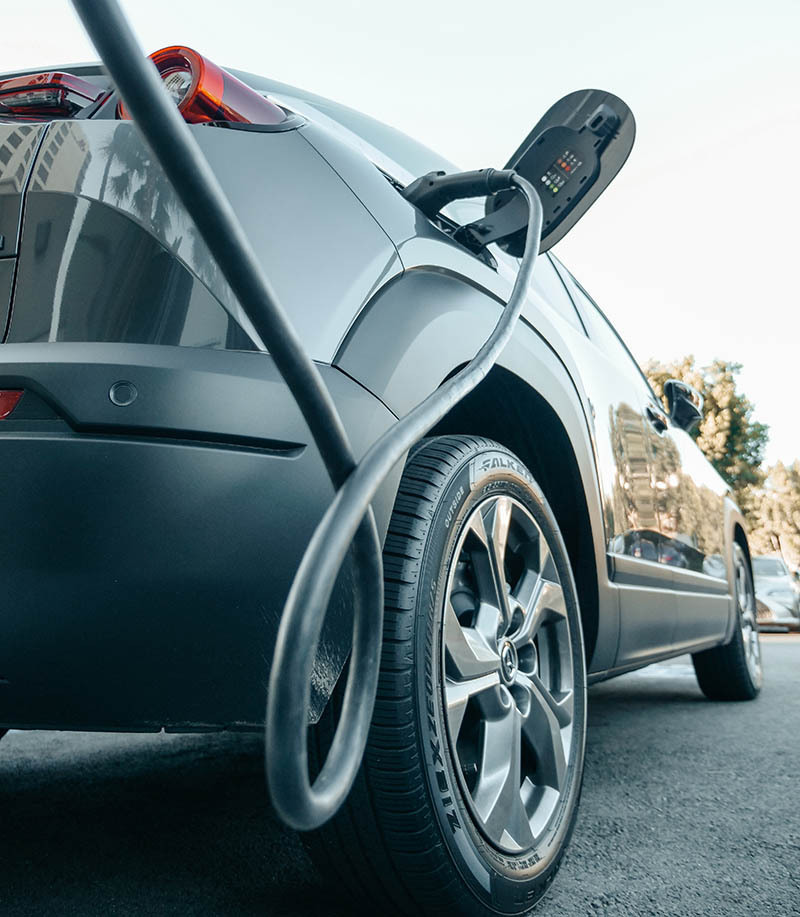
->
<box><xmin>531</xmin><ymin>254</ymin><xmax>586</xmax><ymax>333</ymax></box>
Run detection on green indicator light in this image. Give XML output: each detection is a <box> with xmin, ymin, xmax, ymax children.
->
<box><xmin>552</xmin><ymin>186</ymin><xmax>558</xmax><ymax>193</ymax></box>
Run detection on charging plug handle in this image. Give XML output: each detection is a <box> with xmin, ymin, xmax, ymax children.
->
<box><xmin>402</xmin><ymin>168</ymin><xmax>516</xmax><ymax>219</ymax></box>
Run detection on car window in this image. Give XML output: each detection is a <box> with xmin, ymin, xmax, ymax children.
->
<box><xmin>753</xmin><ymin>557</ymin><xmax>788</xmax><ymax>577</ymax></box>
<box><xmin>532</xmin><ymin>254</ymin><xmax>586</xmax><ymax>333</ymax></box>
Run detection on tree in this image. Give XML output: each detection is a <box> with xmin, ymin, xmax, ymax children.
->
<box><xmin>645</xmin><ymin>356</ymin><xmax>769</xmax><ymax>508</ymax></box>
<box><xmin>748</xmin><ymin>461</ymin><xmax>800</xmax><ymax>567</ymax></box>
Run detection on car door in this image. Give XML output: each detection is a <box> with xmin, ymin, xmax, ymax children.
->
<box><xmin>646</xmin><ymin>411</ymin><xmax>731</xmax><ymax>649</ymax></box>
<box><xmin>552</xmin><ymin>260</ymin><xmax>678</xmax><ymax>666</ymax></box>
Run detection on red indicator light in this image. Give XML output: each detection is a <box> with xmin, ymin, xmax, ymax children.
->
<box><xmin>565</xmin><ymin>165</ymin><xmax>571</xmax><ymax>171</ymax></box>
<box><xmin>0</xmin><ymin>390</ymin><xmax>23</xmax><ymax>419</ymax></box>
<box><xmin>118</xmin><ymin>46</ymin><xmax>286</xmax><ymax>126</ymax></box>
<box><xmin>0</xmin><ymin>72</ymin><xmax>103</xmax><ymax>119</ymax></box>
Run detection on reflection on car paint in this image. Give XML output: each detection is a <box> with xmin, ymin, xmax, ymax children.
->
<box><xmin>7</xmin><ymin>121</ymin><xmax>402</xmax><ymax>360</ymax></box>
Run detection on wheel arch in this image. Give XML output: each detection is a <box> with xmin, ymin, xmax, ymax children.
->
<box><xmin>429</xmin><ymin>364</ymin><xmax>602</xmax><ymax>665</ymax></box>
<box><xmin>732</xmin><ymin>521</ymin><xmax>751</xmax><ymax>557</ymax></box>
<box><xmin>335</xmin><ymin>268</ymin><xmax>616</xmax><ymax>672</ymax></box>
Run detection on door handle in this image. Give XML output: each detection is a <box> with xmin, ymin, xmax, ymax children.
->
<box><xmin>646</xmin><ymin>405</ymin><xmax>668</xmax><ymax>433</ymax></box>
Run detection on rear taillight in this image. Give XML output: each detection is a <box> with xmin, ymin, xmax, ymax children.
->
<box><xmin>0</xmin><ymin>390</ymin><xmax>23</xmax><ymax>419</ymax></box>
<box><xmin>0</xmin><ymin>72</ymin><xmax>103</xmax><ymax>119</ymax></box>
<box><xmin>118</xmin><ymin>46</ymin><xmax>285</xmax><ymax>126</ymax></box>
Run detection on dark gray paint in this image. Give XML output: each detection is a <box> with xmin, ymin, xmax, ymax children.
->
<box><xmin>0</xmin><ymin>124</ymin><xmax>44</xmax><ymax>257</ymax></box>
<box><xmin>335</xmin><ymin>267</ymin><xmax>621</xmax><ymax>674</ymax></box>
<box><xmin>0</xmin><ymin>344</ymin><xmax>401</xmax><ymax>730</ymax></box>
<box><xmin>8</xmin><ymin>192</ymin><xmax>256</xmax><ymax>350</ymax></box>
<box><xmin>6</xmin><ymin>120</ymin><xmax>401</xmax><ymax>360</ymax></box>
<box><xmin>0</xmin><ymin>258</ymin><xmax>13</xmax><ymax>334</ymax></box>
<box><xmin>0</xmin><ymin>71</ymin><xmax>747</xmax><ymax>731</ymax></box>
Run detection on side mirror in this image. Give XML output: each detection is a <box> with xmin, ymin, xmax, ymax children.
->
<box><xmin>459</xmin><ymin>89</ymin><xmax>635</xmax><ymax>255</ymax></box>
<box><xmin>664</xmin><ymin>379</ymin><xmax>704</xmax><ymax>433</ymax></box>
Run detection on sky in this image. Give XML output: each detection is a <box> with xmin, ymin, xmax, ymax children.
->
<box><xmin>2</xmin><ymin>0</ymin><xmax>798</xmax><ymax>464</ymax></box>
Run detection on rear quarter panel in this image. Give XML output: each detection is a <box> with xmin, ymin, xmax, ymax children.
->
<box><xmin>5</xmin><ymin>120</ymin><xmax>401</xmax><ymax>360</ymax></box>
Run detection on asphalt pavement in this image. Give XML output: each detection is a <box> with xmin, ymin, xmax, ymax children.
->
<box><xmin>1</xmin><ymin>636</ymin><xmax>797</xmax><ymax>916</ymax></box>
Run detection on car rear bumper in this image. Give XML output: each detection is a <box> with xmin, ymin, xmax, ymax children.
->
<box><xmin>0</xmin><ymin>343</ymin><xmax>400</xmax><ymax>731</ymax></box>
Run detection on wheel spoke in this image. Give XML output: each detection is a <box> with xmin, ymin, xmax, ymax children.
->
<box><xmin>538</xmin><ymin>534</ymin><xmax>556</xmax><ymax>581</ymax></box>
<box><xmin>528</xmin><ymin>672</ymin><xmax>573</xmax><ymax>728</ymax></box>
<box><xmin>445</xmin><ymin>671</ymin><xmax>501</xmax><ymax>738</ymax></box>
<box><xmin>519</xmin><ymin>673</ymin><xmax>569</xmax><ymax>791</ymax></box>
<box><xmin>467</xmin><ymin>500</ymin><xmax>513</xmax><ymax>636</ymax></box>
<box><xmin>471</xmin><ymin>707</ymin><xmax>535</xmax><ymax>849</ymax></box>
<box><xmin>444</xmin><ymin>600</ymin><xmax>499</xmax><ymax>680</ymax></box>
<box><xmin>512</xmin><ymin>578</ymin><xmax>566</xmax><ymax>649</ymax></box>
<box><xmin>486</xmin><ymin>497</ymin><xmax>514</xmax><ymax>634</ymax></box>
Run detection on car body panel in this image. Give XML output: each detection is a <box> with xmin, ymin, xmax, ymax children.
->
<box><xmin>0</xmin><ymin>258</ymin><xmax>14</xmax><ymax>336</ymax></box>
<box><xmin>335</xmin><ymin>265</ymin><xmax>620</xmax><ymax>673</ymax></box>
<box><xmin>4</xmin><ymin>120</ymin><xmax>402</xmax><ymax>361</ymax></box>
<box><xmin>0</xmin><ymin>343</ymin><xmax>402</xmax><ymax>730</ymax></box>
<box><xmin>333</xmin><ymin>204</ymin><xmax>734</xmax><ymax>672</ymax></box>
<box><xmin>0</xmin><ymin>63</ymin><xmax>746</xmax><ymax>731</ymax></box>
<box><xmin>0</xmin><ymin>123</ymin><xmax>45</xmax><ymax>259</ymax></box>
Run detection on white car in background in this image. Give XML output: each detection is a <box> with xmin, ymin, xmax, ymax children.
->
<box><xmin>753</xmin><ymin>556</ymin><xmax>800</xmax><ymax>624</ymax></box>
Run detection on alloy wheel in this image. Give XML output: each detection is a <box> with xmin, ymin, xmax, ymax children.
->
<box><xmin>442</xmin><ymin>494</ymin><xmax>575</xmax><ymax>854</ymax></box>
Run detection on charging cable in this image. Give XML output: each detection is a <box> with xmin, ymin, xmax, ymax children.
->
<box><xmin>71</xmin><ymin>0</ymin><xmax>543</xmax><ymax>832</ymax></box>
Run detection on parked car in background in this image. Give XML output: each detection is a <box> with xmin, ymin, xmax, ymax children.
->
<box><xmin>755</xmin><ymin>594</ymin><xmax>800</xmax><ymax>633</ymax></box>
<box><xmin>753</xmin><ymin>556</ymin><xmax>800</xmax><ymax>619</ymax></box>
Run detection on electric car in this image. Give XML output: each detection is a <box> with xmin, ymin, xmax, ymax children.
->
<box><xmin>0</xmin><ymin>49</ymin><xmax>762</xmax><ymax>916</ymax></box>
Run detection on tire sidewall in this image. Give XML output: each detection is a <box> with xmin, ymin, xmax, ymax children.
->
<box><xmin>733</xmin><ymin>543</ymin><xmax>763</xmax><ymax>692</ymax></box>
<box><xmin>413</xmin><ymin>442</ymin><xmax>587</xmax><ymax>914</ymax></box>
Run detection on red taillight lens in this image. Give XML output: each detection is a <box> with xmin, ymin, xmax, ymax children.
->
<box><xmin>118</xmin><ymin>46</ymin><xmax>285</xmax><ymax>126</ymax></box>
<box><xmin>0</xmin><ymin>390</ymin><xmax>23</xmax><ymax>419</ymax></box>
<box><xmin>0</xmin><ymin>72</ymin><xmax>103</xmax><ymax>119</ymax></box>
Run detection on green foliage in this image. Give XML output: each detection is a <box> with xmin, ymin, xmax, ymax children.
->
<box><xmin>645</xmin><ymin>356</ymin><xmax>769</xmax><ymax>506</ymax></box>
<box><xmin>748</xmin><ymin>461</ymin><xmax>800</xmax><ymax>568</ymax></box>
<box><xmin>643</xmin><ymin>356</ymin><xmax>800</xmax><ymax>567</ymax></box>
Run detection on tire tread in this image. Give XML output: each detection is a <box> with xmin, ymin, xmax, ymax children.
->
<box><xmin>305</xmin><ymin>436</ymin><xmax>571</xmax><ymax>915</ymax></box>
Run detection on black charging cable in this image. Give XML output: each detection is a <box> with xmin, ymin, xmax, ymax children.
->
<box><xmin>267</xmin><ymin>176</ymin><xmax>542</xmax><ymax>829</ymax></box>
<box><xmin>71</xmin><ymin>0</ymin><xmax>543</xmax><ymax>832</ymax></box>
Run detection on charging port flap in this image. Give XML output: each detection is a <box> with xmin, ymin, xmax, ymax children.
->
<box><xmin>457</xmin><ymin>89</ymin><xmax>635</xmax><ymax>255</ymax></box>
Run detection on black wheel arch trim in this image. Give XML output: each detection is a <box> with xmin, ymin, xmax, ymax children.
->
<box><xmin>333</xmin><ymin>266</ymin><xmax>617</xmax><ymax>673</ymax></box>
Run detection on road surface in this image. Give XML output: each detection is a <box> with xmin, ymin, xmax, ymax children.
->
<box><xmin>0</xmin><ymin>636</ymin><xmax>797</xmax><ymax>915</ymax></box>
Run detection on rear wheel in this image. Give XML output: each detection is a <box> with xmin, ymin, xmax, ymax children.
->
<box><xmin>693</xmin><ymin>542</ymin><xmax>762</xmax><ymax>701</ymax></box>
<box><xmin>307</xmin><ymin>435</ymin><xmax>587</xmax><ymax>916</ymax></box>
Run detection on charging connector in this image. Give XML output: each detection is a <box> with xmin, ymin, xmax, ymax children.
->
<box><xmin>402</xmin><ymin>168</ymin><xmax>516</xmax><ymax>219</ymax></box>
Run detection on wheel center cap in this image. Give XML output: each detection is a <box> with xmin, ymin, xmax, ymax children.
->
<box><xmin>499</xmin><ymin>640</ymin><xmax>518</xmax><ymax>684</ymax></box>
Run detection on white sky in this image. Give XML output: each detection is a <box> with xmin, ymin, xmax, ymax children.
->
<box><xmin>2</xmin><ymin>0</ymin><xmax>798</xmax><ymax>464</ymax></box>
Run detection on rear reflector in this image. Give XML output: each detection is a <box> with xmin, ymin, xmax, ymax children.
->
<box><xmin>117</xmin><ymin>46</ymin><xmax>285</xmax><ymax>125</ymax></box>
<box><xmin>0</xmin><ymin>72</ymin><xmax>104</xmax><ymax>119</ymax></box>
<box><xmin>0</xmin><ymin>390</ymin><xmax>23</xmax><ymax>419</ymax></box>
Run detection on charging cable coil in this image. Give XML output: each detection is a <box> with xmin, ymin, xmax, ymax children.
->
<box><xmin>72</xmin><ymin>0</ymin><xmax>544</xmax><ymax>832</ymax></box>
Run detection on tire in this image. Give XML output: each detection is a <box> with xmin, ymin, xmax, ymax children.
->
<box><xmin>693</xmin><ymin>541</ymin><xmax>762</xmax><ymax>701</ymax></box>
<box><xmin>307</xmin><ymin>435</ymin><xmax>587</xmax><ymax>916</ymax></box>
